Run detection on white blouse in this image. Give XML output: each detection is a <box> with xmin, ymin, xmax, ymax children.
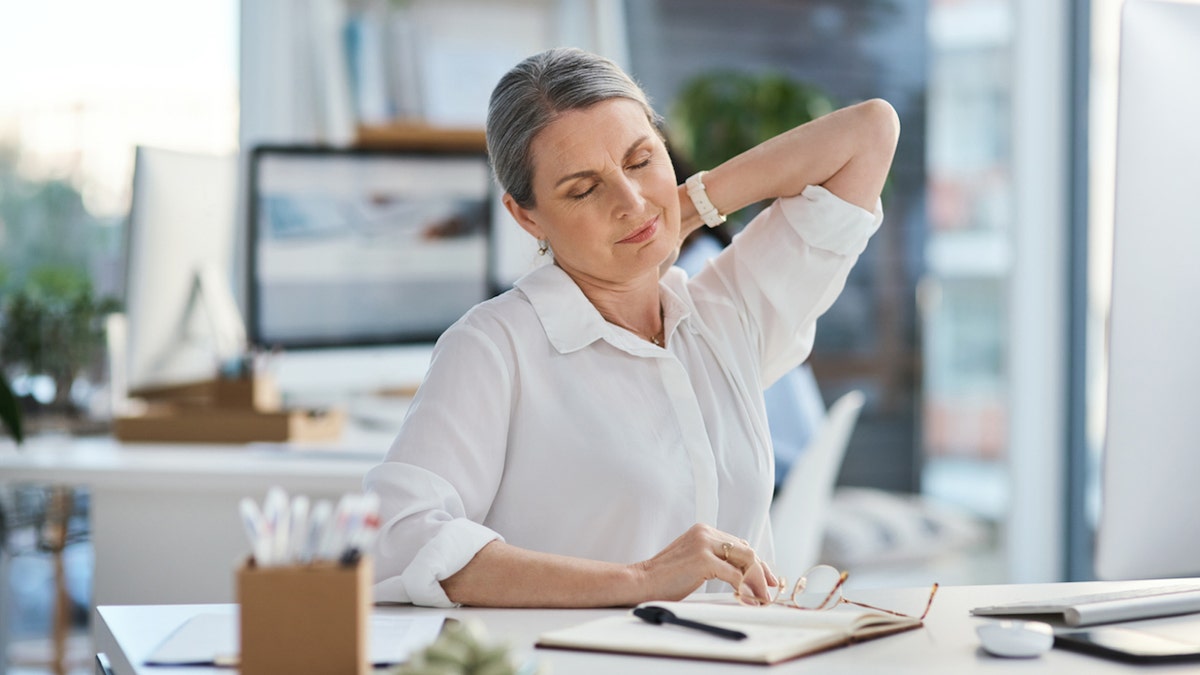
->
<box><xmin>364</xmin><ymin>185</ymin><xmax>883</xmax><ymax>607</ymax></box>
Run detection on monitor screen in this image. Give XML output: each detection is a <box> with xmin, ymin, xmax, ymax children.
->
<box><xmin>247</xmin><ymin>146</ymin><xmax>494</xmax><ymax>349</ymax></box>
<box><xmin>1095</xmin><ymin>0</ymin><xmax>1200</xmax><ymax>580</ymax></box>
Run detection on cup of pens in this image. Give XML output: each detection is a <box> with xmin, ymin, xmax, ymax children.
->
<box><xmin>236</xmin><ymin>487</ymin><xmax>380</xmax><ymax>675</ymax></box>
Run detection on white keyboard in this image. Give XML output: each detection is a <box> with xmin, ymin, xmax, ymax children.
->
<box><xmin>988</xmin><ymin>583</ymin><xmax>1200</xmax><ymax>610</ymax></box>
<box><xmin>972</xmin><ymin>583</ymin><xmax>1200</xmax><ymax>626</ymax></box>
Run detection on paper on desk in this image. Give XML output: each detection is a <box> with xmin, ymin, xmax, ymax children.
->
<box><xmin>144</xmin><ymin>611</ymin><xmax>446</xmax><ymax>667</ymax></box>
<box><xmin>372</xmin><ymin>614</ymin><xmax>446</xmax><ymax>665</ymax></box>
<box><xmin>145</xmin><ymin>613</ymin><xmax>238</xmax><ymax>667</ymax></box>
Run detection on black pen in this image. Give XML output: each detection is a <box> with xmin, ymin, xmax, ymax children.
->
<box><xmin>633</xmin><ymin>606</ymin><xmax>748</xmax><ymax>641</ymax></box>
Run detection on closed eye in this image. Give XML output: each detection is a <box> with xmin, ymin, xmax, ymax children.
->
<box><xmin>569</xmin><ymin>183</ymin><xmax>599</xmax><ymax>200</ymax></box>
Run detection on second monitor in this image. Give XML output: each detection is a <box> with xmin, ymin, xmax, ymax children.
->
<box><xmin>247</xmin><ymin>146</ymin><xmax>495</xmax><ymax>350</ymax></box>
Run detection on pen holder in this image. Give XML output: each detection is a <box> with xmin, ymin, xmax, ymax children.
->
<box><xmin>237</xmin><ymin>556</ymin><xmax>372</xmax><ymax>675</ymax></box>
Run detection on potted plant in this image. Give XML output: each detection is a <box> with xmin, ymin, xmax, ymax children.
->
<box><xmin>0</xmin><ymin>265</ymin><xmax>119</xmax><ymax>433</ymax></box>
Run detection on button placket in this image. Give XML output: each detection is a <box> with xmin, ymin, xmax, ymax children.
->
<box><xmin>658</xmin><ymin>356</ymin><xmax>719</xmax><ymax>526</ymax></box>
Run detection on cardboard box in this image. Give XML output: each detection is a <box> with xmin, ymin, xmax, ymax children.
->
<box><xmin>113</xmin><ymin>406</ymin><xmax>345</xmax><ymax>443</ymax></box>
<box><xmin>114</xmin><ymin>374</ymin><xmax>341</xmax><ymax>443</ymax></box>
<box><xmin>128</xmin><ymin>375</ymin><xmax>281</xmax><ymax>411</ymax></box>
<box><xmin>237</xmin><ymin>557</ymin><xmax>372</xmax><ymax>675</ymax></box>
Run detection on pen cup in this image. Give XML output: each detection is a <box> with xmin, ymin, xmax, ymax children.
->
<box><xmin>237</xmin><ymin>556</ymin><xmax>372</xmax><ymax>675</ymax></box>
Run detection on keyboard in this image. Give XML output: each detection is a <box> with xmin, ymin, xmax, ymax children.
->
<box><xmin>987</xmin><ymin>584</ymin><xmax>1200</xmax><ymax>610</ymax></box>
<box><xmin>972</xmin><ymin>583</ymin><xmax>1200</xmax><ymax>627</ymax></box>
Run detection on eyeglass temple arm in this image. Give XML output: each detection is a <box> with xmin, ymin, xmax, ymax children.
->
<box><xmin>813</xmin><ymin>570</ymin><xmax>851</xmax><ymax>609</ymax></box>
<box><xmin>839</xmin><ymin>582</ymin><xmax>940</xmax><ymax>621</ymax></box>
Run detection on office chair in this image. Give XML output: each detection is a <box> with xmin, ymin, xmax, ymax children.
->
<box><xmin>769</xmin><ymin>389</ymin><xmax>865</xmax><ymax>576</ymax></box>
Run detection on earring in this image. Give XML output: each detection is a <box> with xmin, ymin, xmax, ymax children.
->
<box><xmin>537</xmin><ymin>239</ymin><xmax>549</xmax><ymax>256</ymax></box>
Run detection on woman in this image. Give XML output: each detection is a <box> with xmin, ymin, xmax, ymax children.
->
<box><xmin>365</xmin><ymin>47</ymin><xmax>898</xmax><ymax>608</ymax></box>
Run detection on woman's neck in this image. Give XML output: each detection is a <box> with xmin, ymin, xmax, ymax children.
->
<box><xmin>560</xmin><ymin>264</ymin><xmax>664</xmax><ymax>344</ymax></box>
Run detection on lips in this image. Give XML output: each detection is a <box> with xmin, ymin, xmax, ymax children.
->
<box><xmin>618</xmin><ymin>216</ymin><xmax>659</xmax><ymax>244</ymax></box>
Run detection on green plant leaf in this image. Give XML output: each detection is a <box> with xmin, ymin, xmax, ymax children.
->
<box><xmin>0</xmin><ymin>266</ymin><xmax>119</xmax><ymax>412</ymax></box>
<box><xmin>0</xmin><ymin>374</ymin><xmax>23</xmax><ymax>444</ymax></box>
<box><xmin>669</xmin><ymin>70</ymin><xmax>836</xmax><ymax>203</ymax></box>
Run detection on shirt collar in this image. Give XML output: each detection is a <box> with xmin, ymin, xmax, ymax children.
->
<box><xmin>513</xmin><ymin>264</ymin><xmax>693</xmax><ymax>355</ymax></box>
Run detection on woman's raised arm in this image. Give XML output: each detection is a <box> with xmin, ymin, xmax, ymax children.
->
<box><xmin>676</xmin><ymin>98</ymin><xmax>899</xmax><ymax>238</ymax></box>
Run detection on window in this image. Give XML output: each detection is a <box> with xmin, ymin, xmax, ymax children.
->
<box><xmin>0</xmin><ymin>0</ymin><xmax>239</xmax><ymax>648</ymax></box>
<box><xmin>0</xmin><ymin>0</ymin><xmax>238</xmax><ymax>401</ymax></box>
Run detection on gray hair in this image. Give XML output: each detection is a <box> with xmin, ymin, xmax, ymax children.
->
<box><xmin>486</xmin><ymin>47</ymin><xmax>663</xmax><ymax>209</ymax></box>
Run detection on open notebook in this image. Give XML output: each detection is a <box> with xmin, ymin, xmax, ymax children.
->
<box><xmin>536</xmin><ymin>598</ymin><xmax>922</xmax><ymax>665</ymax></box>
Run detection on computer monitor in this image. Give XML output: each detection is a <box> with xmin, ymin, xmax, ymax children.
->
<box><xmin>246</xmin><ymin>146</ymin><xmax>494</xmax><ymax>349</ymax></box>
<box><xmin>1094</xmin><ymin>0</ymin><xmax>1200</xmax><ymax>580</ymax></box>
<box><xmin>123</xmin><ymin>146</ymin><xmax>242</xmax><ymax>394</ymax></box>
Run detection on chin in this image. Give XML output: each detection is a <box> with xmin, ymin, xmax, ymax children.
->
<box><xmin>647</xmin><ymin>242</ymin><xmax>680</xmax><ymax>270</ymax></box>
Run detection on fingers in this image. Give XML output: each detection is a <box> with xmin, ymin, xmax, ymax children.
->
<box><xmin>761</xmin><ymin>558</ymin><xmax>779</xmax><ymax>588</ymax></box>
<box><xmin>735</xmin><ymin>558</ymin><xmax>772</xmax><ymax>605</ymax></box>
<box><xmin>639</xmin><ymin>524</ymin><xmax>775</xmax><ymax>605</ymax></box>
<box><xmin>712</xmin><ymin>538</ymin><xmax>772</xmax><ymax>605</ymax></box>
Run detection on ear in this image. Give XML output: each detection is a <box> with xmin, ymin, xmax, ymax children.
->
<box><xmin>502</xmin><ymin>193</ymin><xmax>545</xmax><ymax>241</ymax></box>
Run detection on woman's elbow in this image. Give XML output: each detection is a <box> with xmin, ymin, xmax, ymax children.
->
<box><xmin>859</xmin><ymin>98</ymin><xmax>901</xmax><ymax>152</ymax></box>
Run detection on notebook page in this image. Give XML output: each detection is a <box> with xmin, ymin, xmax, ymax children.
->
<box><xmin>537</xmin><ymin>614</ymin><xmax>846</xmax><ymax>664</ymax></box>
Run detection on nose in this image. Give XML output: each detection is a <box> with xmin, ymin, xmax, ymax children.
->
<box><xmin>612</xmin><ymin>173</ymin><xmax>647</xmax><ymax>219</ymax></box>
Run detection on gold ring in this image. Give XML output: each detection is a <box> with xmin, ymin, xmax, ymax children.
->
<box><xmin>721</xmin><ymin>542</ymin><xmax>733</xmax><ymax>561</ymax></box>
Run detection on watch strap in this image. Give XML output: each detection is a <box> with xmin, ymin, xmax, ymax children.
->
<box><xmin>685</xmin><ymin>171</ymin><xmax>727</xmax><ymax>227</ymax></box>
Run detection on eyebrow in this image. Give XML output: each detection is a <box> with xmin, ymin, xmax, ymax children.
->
<box><xmin>553</xmin><ymin>135</ymin><xmax>651</xmax><ymax>189</ymax></box>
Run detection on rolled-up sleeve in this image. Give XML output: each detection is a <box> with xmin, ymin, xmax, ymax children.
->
<box><xmin>697</xmin><ymin>184</ymin><xmax>883</xmax><ymax>387</ymax></box>
<box><xmin>777</xmin><ymin>185</ymin><xmax>882</xmax><ymax>258</ymax></box>
<box><xmin>364</xmin><ymin>321</ymin><xmax>512</xmax><ymax>607</ymax></box>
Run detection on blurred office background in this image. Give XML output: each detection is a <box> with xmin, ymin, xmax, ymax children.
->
<box><xmin>0</xmin><ymin>0</ymin><xmax>1125</xmax><ymax>671</ymax></box>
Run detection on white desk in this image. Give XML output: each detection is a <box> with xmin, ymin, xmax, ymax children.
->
<box><xmin>96</xmin><ymin>580</ymin><xmax>1200</xmax><ymax>674</ymax></box>
<box><xmin>0</xmin><ymin>435</ymin><xmax>384</xmax><ymax>607</ymax></box>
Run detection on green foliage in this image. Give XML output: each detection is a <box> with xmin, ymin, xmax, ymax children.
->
<box><xmin>0</xmin><ymin>373</ymin><xmax>22</xmax><ymax>443</ymax></box>
<box><xmin>670</xmin><ymin>70</ymin><xmax>835</xmax><ymax>177</ymax></box>
<box><xmin>0</xmin><ymin>265</ymin><xmax>120</xmax><ymax>410</ymax></box>
<box><xmin>0</xmin><ymin>144</ymin><xmax>121</xmax><ymax>432</ymax></box>
<box><xmin>389</xmin><ymin>620</ymin><xmax>531</xmax><ymax>675</ymax></box>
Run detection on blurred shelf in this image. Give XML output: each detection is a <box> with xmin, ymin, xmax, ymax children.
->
<box><xmin>354</xmin><ymin>121</ymin><xmax>486</xmax><ymax>152</ymax></box>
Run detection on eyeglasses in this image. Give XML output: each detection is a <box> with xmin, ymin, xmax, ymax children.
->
<box><xmin>737</xmin><ymin>564</ymin><xmax>939</xmax><ymax>621</ymax></box>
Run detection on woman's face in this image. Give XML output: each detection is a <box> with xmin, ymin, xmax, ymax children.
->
<box><xmin>504</xmin><ymin>98</ymin><xmax>681</xmax><ymax>289</ymax></box>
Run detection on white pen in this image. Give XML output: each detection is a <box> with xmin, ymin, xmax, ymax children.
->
<box><xmin>337</xmin><ymin>495</ymin><xmax>367</xmax><ymax>563</ymax></box>
<box><xmin>263</xmin><ymin>486</ymin><xmax>290</xmax><ymax>567</ymax></box>
<box><xmin>340</xmin><ymin>494</ymin><xmax>381</xmax><ymax>565</ymax></box>
<box><xmin>287</xmin><ymin>495</ymin><xmax>310</xmax><ymax>565</ymax></box>
<box><xmin>238</xmin><ymin>497</ymin><xmax>272</xmax><ymax>565</ymax></box>
<box><xmin>351</xmin><ymin>492</ymin><xmax>382</xmax><ymax>555</ymax></box>
<box><xmin>304</xmin><ymin>499</ymin><xmax>333</xmax><ymax>563</ymax></box>
<box><xmin>319</xmin><ymin>493</ymin><xmax>356</xmax><ymax>561</ymax></box>
<box><xmin>342</xmin><ymin>494</ymin><xmax>375</xmax><ymax>563</ymax></box>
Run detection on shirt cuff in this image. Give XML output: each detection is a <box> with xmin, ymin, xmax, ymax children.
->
<box><xmin>777</xmin><ymin>184</ymin><xmax>883</xmax><ymax>256</ymax></box>
<box><xmin>396</xmin><ymin>518</ymin><xmax>503</xmax><ymax>608</ymax></box>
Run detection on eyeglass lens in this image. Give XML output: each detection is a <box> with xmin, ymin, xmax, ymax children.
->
<box><xmin>792</xmin><ymin>564</ymin><xmax>844</xmax><ymax>609</ymax></box>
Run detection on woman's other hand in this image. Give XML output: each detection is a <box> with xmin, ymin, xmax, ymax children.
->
<box><xmin>631</xmin><ymin>523</ymin><xmax>778</xmax><ymax>604</ymax></box>
<box><xmin>439</xmin><ymin>526</ymin><xmax>775</xmax><ymax>608</ymax></box>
